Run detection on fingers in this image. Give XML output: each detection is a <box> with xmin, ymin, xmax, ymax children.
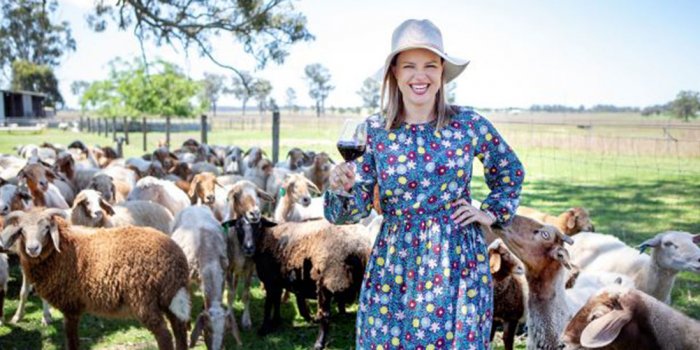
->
<box><xmin>329</xmin><ymin>163</ymin><xmax>356</xmax><ymax>191</ymax></box>
<box><xmin>451</xmin><ymin>202</ymin><xmax>491</xmax><ymax>227</ymax></box>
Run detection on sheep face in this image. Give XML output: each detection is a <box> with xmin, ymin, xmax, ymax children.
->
<box><xmin>223</xmin><ymin>216</ymin><xmax>277</xmax><ymax>257</ymax></box>
<box><xmin>146</xmin><ymin>161</ymin><xmax>168</xmax><ymax>178</ymax></box>
<box><xmin>153</xmin><ymin>147</ymin><xmax>179</xmax><ymax>171</ymax></box>
<box><xmin>223</xmin><ymin>147</ymin><xmax>243</xmax><ymax>174</ymax></box>
<box><xmin>188</xmin><ymin>172</ymin><xmax>221</xmax><ymax>205</ymax></box>
<box><xmin>0</xmin><ymin>184</ymin><xmax>33</xmax><ymax>215</ymax></box>
<box><xmin>190</xmin><ymin>305</ymin><xmax>233</xmax><ymax>350</ymax></box>
<box><xmin>18</xmin><ymin>163</ymin><xmax>57</xmax><ymax>192</ymax></box>
<box><xmin>72</xmin><ymin>190</ymin><xmax>115</xmax><ymax>226</ymax></box>
<box><xmin>227</xmin><ymin>181</ymin><xmax>274</xmax><ymax>223</ymax></box>
<box><xmin>53</xmin><ymin>152</ymin><xmax>75</xmax><ymax>180</ymax></box>
<box><xmin>1</xmin><ymin>209</ymin><xmax>67</xmax><ymax>258</ymax></box>
<box><xmin>286</xmin><ymin>148</ymin><xmax>307</xmax><ymax>171</ymax></box>
<box><xmin>171</xmin><ymin>161</ymin><xmax>193</xmax><ymax>181</ymax></box>
<box><xmin>88</xmin><ymin>175</ymin><xmax>116</xmax><ymax>203</ymax></box>
<box><xmin>638</xmin><ymin>231</ymin><xmax>700</xmax><ymax>273</ymax></box>
<box><xmin>283</xmin><ymin>174</ymin><xmax>320</xmax><ymax>207</ymax></box>
<box><xmin>566</xmin><ymin>207</ymin><xmax>595</xmax><ymax>234</ymax></box>
<box><xmin>314</xmin><ymin>152</ymin><xmax>334</xmax><ymax>173</ymax></box>
<box><xmin>244</xmin><ymin>147</ymin><xmax>266</xmax><ymax>168</ymax></box>
<box><xmin>560</xmin><ymin>285</ymin><xmax>642</xmax><ymax>350</ymax></box>
<box><xmin>492</xmin><ymin>215</ymin><xmax>573</xmax><ymax>274</ymax></box>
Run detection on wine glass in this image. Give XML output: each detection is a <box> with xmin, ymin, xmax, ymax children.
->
<box><xmin>334</xmin><ymin>119</ymin><xmax>367</xmax><ymax>197</ymax></box>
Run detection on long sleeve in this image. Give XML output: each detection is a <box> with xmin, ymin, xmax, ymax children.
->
<box><xmin>323</xmin><ymin>119</ymin><xmax>378</xmax><ymax>224</ymax></box>
<box><xmin>472</xmin><ymin>113</ymin><xmax>525</xmax><ymax>226</ymax></box>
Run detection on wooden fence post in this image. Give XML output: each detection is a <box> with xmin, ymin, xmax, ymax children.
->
<box><xmin>200</xmin><ymin>114</ymin><xmax>208</xmax><ymax>144</ymax></box>
<box><xmin>124</xmin><ymin>117</ymin><xmax>130</xmax><ymax>145</ymax></box>
<box><xmin>142</xmin><ymin>117</ymin><xmax>148</xmax><ymax>152</ymax></box>
<box><xmin>87</xmin><ymin>117</ymin><xmax>92</xmax><ymax>133</ymax></box>
<box><xmin>79</xmin><ymin>115</ymin><xmax>83</xmax><ymax>132</ymax></box>
<box><xmin>272</xmin><ymin>108</ymin><xmax>280</xmax><ymax>164</ymax></box>
<box><xmin>112</xmin><ymin>117</ymin><xmax>117</xmax><ymax>141</ymax></box>
<box><xmin>166</xmin><ymin>116</ymin><xmax>171</xmax><ymax>148</ymax></box>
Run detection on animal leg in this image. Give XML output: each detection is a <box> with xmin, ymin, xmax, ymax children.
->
<box><xmin>41</xmin><ymin>299</ymin><xmax>53</xmax><ymax>325</ymax></box>
<box><xmin>314</xmin><ymin>288</ymin><xmax>333</xmax><ymax>350</ymax></box>
<box><xmin>258</xmin><ymin>285</ymin><xmax>282</xmax><ymax>336</ymax></box>
<box><xmin>137</xmin><ymin>307</ymin><xmax>174</xmax><ymax>350</ymax></box>
<box><xmin>165</xmin><ymin>310</ymin><xmax>189</xmax><ymax>350</ymax></box>
<box><xmin>63</xmin><ymin>313</ymin><xmax>81</xmax><ymax>350</ymax></box>
<box><xmin>503</xmin><ymin>320</ymin><xmax>517</xmax><ymax>350</ymax></box>
<box><xmin>0</xmin><ymin>289</ymin><xmax>5</xmax><ymax>326</ymax></box>
<box><xmin>11</xmin><ymin>273</ymin><xmax>31</xmax><ymax>323</ymax></box>
<box><xmin>296</xmin><ymin>296</ymin><xmax>314</xmax><ymax>322</ymax></box>
<box><xmin>241</xmin><ymin>269</ymin><xmax>253</xmax><ymax>329</ymax></box>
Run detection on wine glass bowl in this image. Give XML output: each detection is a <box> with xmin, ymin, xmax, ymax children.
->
<box><xmin>334</xmin><ymin>119</ymin><xmax>367</xmax><ymax>196</ymax></box>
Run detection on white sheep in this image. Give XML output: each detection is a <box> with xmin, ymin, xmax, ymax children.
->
<box><xmin>568</xmin><ymin>231</ymin><xmax>700</xmax><ymax>303</ymax></box>
<box><xmin>1</xmin><ymin>208</ymin><xmax>191</xmax><ymax>350</ymax></box>
<box><xmin>71</xmin><ymin>189</ymin><xmax>174</xmax><ymax>235</ymax></box>
<box><xmin>561</xmin><ymin>284</ymin><xmax>700</xmax><ymax>349</ymax></box>
<box><xmin>127</xmin><ymin>176</ymin><xmax>191</xmax><ymax>217</ymax></box>
<box><xmin>170</xmin><ymin>206</ymin><xmax>241</xmax><ymax>348</ymax></box>
<box><xmin>273</xmin><ymin>173</ymin><xmax>323</xmax><ymax>223</ymax></box>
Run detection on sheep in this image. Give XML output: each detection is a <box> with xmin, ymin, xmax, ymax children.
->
<box><xmin>244</xmin><ymin>218</ymin><xmax>371</xmax><ymax>350</ymax></box>
<box><xmin>564</xmin><ymin>271</ymin><xmax>635</xmax><ymax>314</ymax></box>
<box><xmin>216</xmin><ymin>174</ymin><xmax>243</xmax><ymax>187</ymax></box>
<box><xmin>517</xmin><ymin>206</ymin><xmax>595</xmax><ymax>236</ymax></box>
<box><xmin>273</xmin><ymin>173</ymin><xmax>323</xmax><ymax>223</ymax></box>
<box><xmin>244</xmin><ymin>157</ymin><xmax>273</xmax><ymax>191</ymax></box>
<box><xmin>71</xmin><ymin>189</ymin><xmax>174</xmax><ymax>235</ymax></box>
<box><xmin>191</xmin><ymin>161</ymin><xmax>221</xmax><ymax>176</ymax></box>
<box><xmin>17</xmin><ymin>163</ymin><xmax>70</xmax><ymax>209</ymax></box>
<box><xmin>223</xmin><ymin>146</ymin><xmax>244</xmax><ymax>175</ymax></box>
<box><xmin>241</xmin><ymin>146</ymin><xmax>267</xmax><ymax>176</ymax></box>
<box><xmin>221</xmin><ymin>180</ymin><xmax>274</xmax><ymax>330</ymax></box>
<box><xmin>1</xmin><ymin>208</ymin><xmax>190</xmax><ymax>350</ymax></box>
<box><xmin>560</xmin><ymin>284</ymin><xmax>700</xmax><ymax>350</ymax></box>
<box><xmin>568</xmin><ymin>230</ymin><xmax>700</xmax><ymax>303</ymax></box>
<box><xmin>127</xmin><ymin>176</ymin><xmax>191</xmax><ymax>216</ymax></box>
<box><xmin>170</xmin><ymin>206</ymin><xmax>242</xmax><ymax>349</ymax></box>
<box><xmin>302</xmin><ymin>152</ymin><xmax>334</xmax><ymax>193</ymax></box>
<box><xmin>153</xmin><ymin>146</ymin><xmax>180</xmax><ymax>171</ymax></box>
<box><xmin>0</xmin><ymin>182</ymin><xmax>33</xmax><ymax>215</ymax></box>
<box><xmin>275</xmin><ymin>148</ymin><xmax>308</xmax><ymax>172</ymax></box>
<box><xmin>87</xmin><ymin>174</ymin><xmax>126</xmax><ymax>204</ymax></box>
<box><xmin>488</xmin><ymin>239</ymin><xmax>528</xmax><ymax>350</ymax></box>
<box><xmin>486</xmin><ymin>215</ymin><xmax>575</xmax><ymax>350</ymax></box>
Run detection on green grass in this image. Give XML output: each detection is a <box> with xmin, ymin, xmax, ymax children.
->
<box><xmin>0</xmin><ymin>112</ymin><xmax>698</xmax><ymax>349</ymax></box>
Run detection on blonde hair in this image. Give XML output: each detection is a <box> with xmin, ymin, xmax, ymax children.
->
<box><xmin>380</xmin><ymin>56</ymin><xmax>456</xmax><ymax>130</ymax></box>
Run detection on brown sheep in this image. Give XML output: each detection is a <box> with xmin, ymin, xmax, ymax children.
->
<box><xmin>16</xmin><ymin>163</ymin><xmax>70</xmax><ymax>208</ymax></box>
<box><xmin>153</xmin><ymin>146</ymin><xmax>179</xmax><ymax>171</ymax></box>
<box><xmin>188</xmin><ymin>172</ymin><xmax>225</xmax><ymax>221</ymax></box>
<box><xmin>303</xmin><ymin>152</ymin><xmax>334</xmax><ymax>193</ymax></box>
<box><xmin>488</xmin><ymin>239</ymin><xmax>528</xmax><ymax>350</ymax></box>
<box><xmin>517</xmin><ymin>206</ymin><xmax>594</xmax><ymax>236</ymax></box>
<box><xmin>1</xmin><ymin>208</ymin><xmax>190</xmax><ymax>350</ymax></box>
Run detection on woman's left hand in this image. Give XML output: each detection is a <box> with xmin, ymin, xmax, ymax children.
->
<box><xmin>451</xmin><ymin>199</ymin><xmax>496</xmax><ymax>227</ymax></box>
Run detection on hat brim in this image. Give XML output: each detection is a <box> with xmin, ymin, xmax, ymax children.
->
<box><xmin>383</xmin><ymin>45</ymin><xmax>470</xmax><ymax>84</ymax></box>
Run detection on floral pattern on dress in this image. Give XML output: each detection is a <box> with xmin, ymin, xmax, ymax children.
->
<box><xmin>324</xmin><ymin>107</ymin><xmax>525</xmax><ymax>350</ymax></box>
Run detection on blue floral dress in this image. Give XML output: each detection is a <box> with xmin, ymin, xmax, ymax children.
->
<box><xmin>324</xmin><ymin>107</ymin><xmax>524</xmax><ymax>350</ymax></box>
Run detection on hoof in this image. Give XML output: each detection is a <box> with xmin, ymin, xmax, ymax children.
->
<box><xmin>241</xmin><ymin>316</ymin><xmax>252</xmax><ymax>330</ymax></box>
<box><xmin>313</xmin><ymin>340</ymin><xmax>325</xmax><ymax>350</ymax></box>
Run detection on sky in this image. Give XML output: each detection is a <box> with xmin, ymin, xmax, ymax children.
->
<box><xmin>44</xmin><ymin>0</ymin><xmax>700</xmax><ymax>109</ymax></box>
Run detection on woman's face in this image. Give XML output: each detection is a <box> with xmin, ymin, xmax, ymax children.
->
<box><xmin>392</xmin><ymin>48</ymin><xmax>443</xmax><ymax>109</ymax></box>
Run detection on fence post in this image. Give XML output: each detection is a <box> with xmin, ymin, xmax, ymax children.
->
<box><xmin>124</xmin><ymin>117</ymin><xmax>130</xmax><ymax>145</ymax></box>
<box><xmin>87</xmin><ymin>117</ymin><xmax>92</xmax><ymax>133</ymax></box>
<box><xmin>166</xmin><ymin>115</ymin><xmax>171</xmax><ymax>148</ymax></box>
<box><xmin>200</xmin><ymin>114</ymin><xmax>208</xmax><ymax>144</ymax></box>
<box><xmin>116</xmin><ymin>136</ymin><xmax>125</xmax><ymax>158</ymax></box>
<box><xmin>272</xmin><ymin>108</ymin><xmax>280</xmax><ymax>164</ymax></box>
<box><xmin>142</xmin><ymin>117</ymin><xmax>148</xmax><ymax>152</ymax></box>
<box><xmin>112</xmin><ymin>117</ymin><xmax>117</xmax><ymax>141</ymax></box>
<box><xmin>79</xmin><ymin>115</ymin><xmax>83</xmax><ymax>132</ymax></box>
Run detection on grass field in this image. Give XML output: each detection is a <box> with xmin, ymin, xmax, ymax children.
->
<box><xmin>0</xmin><ymin>112</ymin><xmax>698</xmax><ymax>349</ymax></box>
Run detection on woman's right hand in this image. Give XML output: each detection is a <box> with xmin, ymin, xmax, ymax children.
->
<box><xmin>329</xmin><ymin>162</ymin><xmax>356</xmax><ymax>193</ymax></box>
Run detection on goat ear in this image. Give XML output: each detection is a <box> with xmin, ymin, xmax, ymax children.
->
<box><xmin>638</xmin><ymin>235</ymin><xmax>662</xmax><ymax>253</ymax></box>
<box><xmin>189</xmin><ymin>313</ymin><xmax>207</xmax><ymax>348</ymax></box>
<box><xmin>306</xmin><ymin>179</ymin><xmax>321</xmax><ymax>195</ymax></box>
<box><xmin>188</xmin><ymin>177</ymin><xmax>200</xmax><ymax>201</ymax></box>
<box><xmin>214</xmin><ymin>179</ymin><xmax>224</xmax><ymax>189</ymax></box>
<box><xmin>566</xmin><ymin>213</ymin><xmax>577</xmax><ymax>229</ymax></box>
<box><xmin>99</xmin><ymin>198</ymin><xmax>115</xmax><ymax>216</ymax></box>
<box><xmin>489</xmin><ymin>252</ymin><xmax>502</xmax><ymax>274</ymax></box>
<box><xmin>256</xmin><ymin>189</ymin><xmax>274</xmax><ymax>203</ymax></box>
<box><xmin>580</xmin><ymin>309</ymin><xmax>632</xmax><ymax>348</ymax></box>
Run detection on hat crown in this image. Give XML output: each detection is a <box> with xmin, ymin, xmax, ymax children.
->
<box><xmin>391</xmin><ymin>19</ymin><xmax>444</xmax><ymax>53</ymax></box>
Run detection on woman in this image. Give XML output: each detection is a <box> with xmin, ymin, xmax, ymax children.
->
<box><xmin>324</xmin><ymin>19</ymin><xmax>525</xmax><ymax>349</ymax></box>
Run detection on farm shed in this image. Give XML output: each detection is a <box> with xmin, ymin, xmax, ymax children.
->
<box><xmin>0</xmin><ymin>89</ymin><xmax>47</xmax><ymax>122</ymax></box>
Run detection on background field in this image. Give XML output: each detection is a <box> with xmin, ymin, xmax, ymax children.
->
<box><xmin>0</xmin><ymin>111</ymin><xmax>698</xmax><ymax>349</ymax></box>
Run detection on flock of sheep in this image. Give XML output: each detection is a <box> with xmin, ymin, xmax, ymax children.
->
<box><xmin>0</xmin><ymin>138</ymin><xmax>698</xmax><ymax>350</ymax></box>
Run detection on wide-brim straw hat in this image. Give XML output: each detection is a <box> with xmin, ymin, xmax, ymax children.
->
<box><xmin>383</xmin><ymin>19</ymin><xmax>470</xmax><ymax>84</ymax></box>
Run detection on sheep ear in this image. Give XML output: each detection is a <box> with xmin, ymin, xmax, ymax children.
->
<box><xmin>99</xmin><ymin>198</ymin><xmax>115</xmax><ymax>216</ymax></box>
<box><xmin>17</xmin><ymin>169</ymin><xmax>26</xmax><ymax>180</ymax></box>
<box><xmin>169</xmin><ymin>152</ymin><xmax>178</xmax><ymax>160</ymax></box>
<box><xmin>638</xmin><ymin>235</ymin><xmax>662</xmax><ymax>253</ymax></box>
<box><xmin>1</xmin><ymin>226</ymin><xmax>22</xmax><ymax>250</ymax></box>
<box><xmin>261</xmin><ymin>217</ymin><xmax>277</xmax><ymax>228</ymax></box>
<box><xmin>0</xmin><ymin>177</ymin><xmax>7</xmax><ymax>186</ymax></box>
<box><xmin>580</xmin><ymin>309</ymin><xmax>632</xmax><ymax>348</ymax></box>
<box><xmin>188</xmin><ymin>177</ymin><xmax>200</xmax><ymax>200</ymax></box>
<box><xmin>46</xmin><ymin>214</ymin><xmax>64</xmax><ymax>253</ymax></box>
<box><xmin>566</xmin><ymin>213</ymin><xmax>577</xmax><ymax>230</ymax></box>
<box><xmin>306</xmin><ymin>179</ymin><xmax>321</xmax><ymax>195</ymax></box>
<box><xmin>110</xmin><ymin>184</ymin><xmax>116</xmax><ymax>202</ymax></box>
<box><xmin>256</xmin><ymin>189</ymin><xmax>274</xmax><ymax>203</ymax></box>
<box><xmin>552</xmin><ymin>247</ymin><xmax>572</xmax><ymax>270</ymax></box>
<box><xmin>489</xmin><ymin>252</ymin><xmax>502</xmax><ymax>274</ymax></box>
<box><xmin>693</xmin><ymin>234</ymin><xmax>700</xmax><ymax>244</ymax></box>
<box><xmin>189</xmin><ymin>313</ymin><xmax>207</xmax><ymax>347</ymax></box>
<box><xmin>214</xmin><ymin>179</ymin><xmax>224</xmax><ymax>189</ymax></box>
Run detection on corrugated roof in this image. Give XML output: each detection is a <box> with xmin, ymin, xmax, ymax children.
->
<box><xmin>0</xmin><ymin>89</ymin><xmax>47</xmax><ymax>97</ymax></box>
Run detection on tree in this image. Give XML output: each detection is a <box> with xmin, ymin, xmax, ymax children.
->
<box><xmin>202</xmin><ymin>73</ymin><xmax>226</xmax><ymax>116</ymax></box>
<box><xmin>227</xmin><ymin>71</ymin><xmax>256</xmax><ymax>116</ymax></box>
<box><xmin>357</xmin><ymin>77</ymin><xmax>380</xmax><ymax>113</ymax></box>
<box><xmin>446</xmin><ymin>82</ymin><xmax>457</xmax><ymax>104</ymax></box>
<box><xmin>304</xmin><ymin>64</ymin><xmax>334</xmax><ymax>118</ymax></box>
<box><xmin>70</xmin><ymin>80</ymin><xmax>90</xmax><ymax>98</ymax></box>
<box><xmin>0</xmin><ymin>0</ymin><xmax>76</xmax><ymax>78</ymax></box>
<box><xmin>11</xmin><ymin>60</ymin><xmax>63</xmax><ymax>107</ymax></box>
<box><xmin>253</xmin><ymin>79</ymin><xmax>273</xmax><ymax>114</ymax></box>
<box><xmin>86</xmin><ymin>0</ymin><xmax>313</xmax><ymax>81</ymax></box>
<box><xmin>671</xmin><ymin>90</ymin><xmax>700</xmax><ymax>122</ymax></box>
<box><xmin>80</xmin><ymin>58</ymin><xmax>204</xmax><ymax>118</ymax></box>
<box><xmin>286</xmin><ymin>87</ymin><xmax>297</xmax><ymax>112</ymax></box>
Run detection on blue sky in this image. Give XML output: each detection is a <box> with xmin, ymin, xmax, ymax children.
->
<box><xmin>47</xmin><ymin>0</ymin><xmax>700</xmax><ymax>109</ymax></box>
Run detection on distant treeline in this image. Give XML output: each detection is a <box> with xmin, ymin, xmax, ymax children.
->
<box><xmin>528</xmin><ymin>104</ymin><xmax>641</xmax><ymax>113</ymax></box>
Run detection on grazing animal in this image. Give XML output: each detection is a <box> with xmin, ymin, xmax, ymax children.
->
<box><xmin>517</xmin><ymin>206</ymin><xmax>595</xmax><ymax>236</ymax></box>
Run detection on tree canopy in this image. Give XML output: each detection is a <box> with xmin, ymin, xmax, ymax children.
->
<box><xmin>305</xmin><ymin>63</ymin><xmax>334</xmax><ymax>117</ymax></box>
<box><xmin>11</xmin><ymin>60</ymin><xmax>63</xmax><ymax>107</ymax></box>
<box><xmin>227</xmin><ymin>71</ymin><xmax>257</xmax><ymax>116</ymax></box>
<box><xmin>671</xmin><ymin>90</ymin><xmax>700</xmax><ymax>122</ymax></box>
<box><xmin>80</xmin><ymin>59</ymin><xmax>205</xmax><ymax>118</ymax></box>
<box><xmin>253</xmin><ymin>79</ymin><xmax>273</xmax><ymax>114</ymax></box>
<box><xmin>86</xmin><ymin>0</ymin><xmax>313</xmax><ymax>80</ymax></box>
<box><xmin>202</xmin><ymin>73</ymin><xmax>227</xmax><ymax>116</ymax></box>
<box><xmin>357</xmin><ymin>77</ymin><xmax>380</xmax><ymax>113</ymax></box>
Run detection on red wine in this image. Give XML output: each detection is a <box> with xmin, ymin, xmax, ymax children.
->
<box><xmin>337</xmin><ymin>141</ymin><xmax>366</xmax><ymax>162</ymax></box>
